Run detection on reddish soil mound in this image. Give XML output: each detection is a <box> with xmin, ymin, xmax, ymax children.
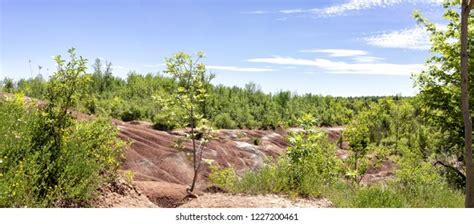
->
<box><xmin>114</xmin><ymin>120</ymin><xmax>290</xmax><ymax>207</ymax></box>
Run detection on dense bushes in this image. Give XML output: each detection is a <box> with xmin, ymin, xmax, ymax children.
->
<box><xmin>209</xmin><ymin>102</ymin><xmax>465</xmax><ymax>208</ymax></box>
<box><xmin>285</xmin><ymin>114</ymin><xmax>340</xmax><ymax>194</ymax></box>
<box><xmin>210</xmin><ymin>114</ymin><xmax>340</xmax><ymax>197</ymax></box>
<box><xmin>211</xmin><ymin>158</ymin><xmax>294</xmax><ymax>195</ymax></box>
<box><xmin>7</xmin><ymin>66</ymin><xmax>380</xmax><ymax>130</ymax></box>
<box><xmin>0</xmin><ymin>49</ymin><xmax>125</xmax><ymax>207</ymax></box>
<box><xmin>0</xmin><ymin>95</ymin><xmax>124</xmax><ymax>207</ymax></box>
<box><xmin>213</xmin><ymin>113</ymin><xmax>237</xmax><ymax>129</ymax></box>
<box><xmin>345</xmin><ymin>162</ymin><xmax>464</xmax><ymax>208</ymax></box>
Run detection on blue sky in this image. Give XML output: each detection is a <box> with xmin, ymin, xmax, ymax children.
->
<box><xmin>0</xmin><ymin>0</ymin><xmax>448</xmax><ymax>96</ymax></box>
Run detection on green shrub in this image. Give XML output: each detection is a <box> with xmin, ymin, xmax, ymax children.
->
<box><xmin>211</xmin><ymin>114</ymin><xmax>341</xmax><ymax>197</ymax></box>
<box><xmin>208</xmin><ymin>165</ymin><xmax>237</xmax><ymax>191</ymax></box>
<box><xmin>286</xmin><ymin>114</ymin><xmax>340</xmax><ymax>191</ymax></box>
<box><xmin>1</xmin><ymin>78</ymin><xmax>15</xmax><ymax>93</ymax></box>
<box><xmin>120</xmin><ymin>104</ymin><xmax>145</xmax><ymax>121</ymax></box>
<box><xmin>152</xmin><ymin>95</ymin><xmax>185</xmax><ymax>131</ymax></box>
<box><xmin>0</xmin><ymin>94</ymin><xmax>38</xmax><ymax>207</ymax></box>
<box><xmin>0</xmin><ymin>92</ymin><xmax>124</xmax><ymax>207</ymax></box>
<box><xmin>391</xmin><ymin>160</ymin><xmax>464</xmax><ymax>208</ymax></box>
<box><xmin>153</xmin><ymin>114</ymin><xmax>180</xmax><ymax>131</ymax></box>
<box><xmin>213</xmin><ymin>113</ymin><xmax>237</xmax><ymax>129</ymax></box>
<box><xmin>233</xmin><ymin>158</ymin><xmax>293</xmax><ymax>194</ymax></box>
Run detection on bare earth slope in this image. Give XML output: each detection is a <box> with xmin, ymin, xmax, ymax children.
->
<box><xmin>114</xmin><ymin>121</ymin><xmax>395</xmax><ymax>207</ymax></box>
<box><xmin>114</xmin><ymin>120</ymin><xmax>290</xmax><ymax>207</ymax></box>
<box><xmin>113</xmin><ymin>120</ymin><xmax>360</xmax><ymax>207</ymax></box>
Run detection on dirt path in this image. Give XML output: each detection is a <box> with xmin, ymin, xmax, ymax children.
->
<box><xmin>179</xmin><ymin>193</ymin><xmax>333</xmax><ymax>208</ymax></box>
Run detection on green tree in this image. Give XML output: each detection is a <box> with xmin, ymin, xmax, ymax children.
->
<box><xmin>287</xmin><ymin>113</ymin><xmax>340</xmax><ymax>193</ymax></box>
<box><xmin>343</xmin><ymin>115</ymin><xmax>370</xmax><ymax>183</ymax></box>
<box><xmin>414</xmin><ymin>1</ymin><xmax>474</xmax><ymax>207</ymax></box>
<box><xmin>164</xmin><ymin>52</ymin><xmax>214</xmax><ymax>194</ymax></box>
<box><xmin>32</xmin><ymin>48</ymin><xmax>90</xmax><ymax>200</ymax></box>
<box><xmin>1</xmin><ymin>78</ymin><xmax>14</xmax><ymax>93</ymax></box>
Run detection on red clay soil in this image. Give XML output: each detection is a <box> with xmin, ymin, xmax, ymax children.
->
<box><xmin>114</xmin><ymin>120</ymin><xmax>290</xmax><ymax>207</ymax></box>
<box><xmin>114</xmin><ymin>121</ymin><xmax>398</xmax><ymax>207</ymax></box>
<box><xmin>113</xmin><ymin>120</ymin><xmax>367</xmax><ymax>207</ymax></box>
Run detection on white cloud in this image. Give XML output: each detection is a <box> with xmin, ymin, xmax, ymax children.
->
<box><xmin>207</xmin><ymin>65</ymin><xmax>275</xmax><ymax>72</ymax></box>
<box><xmin>280</xmin><ymin>9</ymin><xmax>304</xmax><ymax>14</ymax></box>
<box><xmin>320</xmin><ymin>0</ymin><xmax>400</xmax><ymax>16</ymax></box>
<box><xmin>364</xmin><ymin>26</ymin><xmax>431</xmax><ymax>50</ymax></box>
<box><xmin>247</xmin><ymin>56</ymin><xmax>424</xmax><ymax>76</ymax></box>
<box><xmin>352</xmin><ymin>56</ymin><xmax>384</xmax><ymax>63</ymax></box>
<box><xmin>241</xmin><ymin>10</ymin><xmax>270</xmax><ymax>14</ymax></box>
<box><xmin>300</xmin><ymin>49</ymin><xmax>368</xmax><ymax>57</ymax></box>
<box><xmin>277</xmin><ymin>0</ymin><xmax>443</xmax><ymax>17</ymax></box>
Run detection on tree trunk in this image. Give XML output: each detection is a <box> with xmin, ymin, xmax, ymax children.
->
<box><xmin>460</xmin><ymin>0</ymin><xmax>474</xmax><ymax>208</ymax></box>
<box><xmin>188</xmin><ymin>98</ymin><xmax>198</xmax><ymax>194</ymax></box>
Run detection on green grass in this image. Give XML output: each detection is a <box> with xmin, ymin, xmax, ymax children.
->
<box><xmin>209</xmin><ymin>158</ymin><xmax>465</xmax><ymax>208</ymax></box>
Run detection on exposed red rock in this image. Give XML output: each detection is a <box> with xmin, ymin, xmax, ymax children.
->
<box><xmin>114</xmin><ymin>120</ymin><xmax>290</xmax><ymax>207</ymax></box>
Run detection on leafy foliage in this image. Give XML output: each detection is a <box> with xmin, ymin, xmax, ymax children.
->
<box><xmin>0</xmin><ymin>49</ymin><xmax>125</xmax><ymax>207</ymax></box>
<box><xmin>7</xmin><ymin>66</ymin><xmax>379</xmax><ymax>130</ymax></box>
<box><xmin>413</xmin><ymin>2</ymin><xmax>474</xmax><ymax>160</ymax></box>
<box><xmin>164</xmin><ymin>52</ymin><xmax>215</xmax><ymax>193</ymax></box>
<box><xmin>210</xmin><ymin>114</ymin><xmax>340</xmax><ymax>197</ymax></box>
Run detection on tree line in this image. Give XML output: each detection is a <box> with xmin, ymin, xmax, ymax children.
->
<box><xmin>1</xmin><ymin>63</ymin><xmax>388</xmax><ymax>131</ymax></box>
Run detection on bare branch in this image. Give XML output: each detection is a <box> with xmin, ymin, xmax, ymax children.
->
<box><xmin>433</xmin><ymin>160</ymin><xmax>466</xmax><ymax>180</ymax></box>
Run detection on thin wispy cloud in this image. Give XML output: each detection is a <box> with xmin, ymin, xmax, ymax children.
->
<box><xmin>352</xmin><ymin>56</ymin><xmax>384</xmax><ymax>63</ymax></box>
<box><xmin>364</xmin><ymin>26</ymin><xmax>431</xmax><ymax>50</ymax></box>
<box><xmin>241</xmin><ymin>10</ymin><xmax>270</xmax><ymax>14</ymax></box>
<box><xmin>207</xmin><ymin>65</ymin><xmax>275</xmax><ymax>72</ymax></box>
<box><xmin>317</xmin><ymin>0</ymin><xmax>441</xmax><ymax>16</ymax></box>
<box><xmin>251</xmin><ymin>0</ymin><xmax>444</xmax><ymax>17</ymax></box>
<box><xmin>300</xmin><ymin>49</ymin><xmax>368</xmax><ymax>57</ymax></box>
<box><xmin>280</xmin><ymin>9</ymin><xmax>304</xmax><ymax>14</ymax></box>
<box><xmin>324</xmin><ymin>0</ymin><xmax>443</xmax><ymax>16</ymax></box>
<box><xmin>247</xmin><ymin>56</ymin><xmax>423</xmax><ymax>76</ymax></box>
